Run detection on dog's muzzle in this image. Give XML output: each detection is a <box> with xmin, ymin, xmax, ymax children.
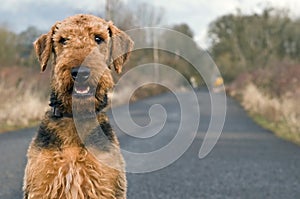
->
<box><xmin>71</xmin><ymin>66</ymin><xmax>93</xmax><ymax>96</ymax></box>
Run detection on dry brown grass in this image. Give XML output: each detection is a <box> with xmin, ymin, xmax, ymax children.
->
<box><xmin>236</xmin><ymin>83</ymin><xmax>300</xmax><ymax>144</ymax></box>
<box><xmin>0</xmin><ymin>67</ymin><xmax>49</xmax><ymax>132</ymax></box>
<box><xmin>227</xmin><ymin>62</ymin><xmax>300</xmax><ymax>144</ymax></box>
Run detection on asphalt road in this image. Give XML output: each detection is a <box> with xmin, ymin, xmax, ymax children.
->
<box><xmin>1</xmin><ymin>89</ymin><xmax>300</xmax><ymax>199</ymax></box>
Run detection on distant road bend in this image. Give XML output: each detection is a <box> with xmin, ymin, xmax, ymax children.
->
<box><xmin>0</xmin><ymin>89</ymin><xmax>300</xmax><ymax>199</ymax></box>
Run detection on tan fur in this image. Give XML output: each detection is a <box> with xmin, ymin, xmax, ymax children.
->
<box><xmin>23</xmin><ymin>14</ymin><xmax>133</xmax><ymax>199</ymax></box>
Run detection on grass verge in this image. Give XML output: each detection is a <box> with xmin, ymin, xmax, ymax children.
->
<box><xmin>251</xmin><ymin>112</ymin><xmax>300</xmax><ymax>145</ymax></box>
<box><xmin>0</xmin><ymin>121</ymin><xmax>39</xmax><ymax>134</ymax></box>
<box><xmin>230</xmin><ymin>83</ymin><xmax>300</xmax><ymax>145</ymax></box>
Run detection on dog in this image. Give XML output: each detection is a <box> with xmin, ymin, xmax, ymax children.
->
<box><xmin>23</xmin><ymin>14</ymin><xmax>133</xmax><ymax>199</ymax></box>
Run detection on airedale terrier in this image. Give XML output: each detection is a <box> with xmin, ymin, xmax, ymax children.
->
<box><xmin>23</xmin><ymin>14</ymin><xmax>133</xmax><ymax>199</ymax></box>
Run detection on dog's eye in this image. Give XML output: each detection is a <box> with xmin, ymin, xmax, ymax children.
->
<box><xmin>95</xmin><ymin>35</ymin><xmax>104</xmax><ymax>44</ymax></box>
<box><xmin>59</xmin><ymin>37</ymin><xmax>68</xmax><ymax>45</ymax></box>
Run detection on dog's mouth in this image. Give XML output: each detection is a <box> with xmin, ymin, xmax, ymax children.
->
<box><xmin>75</xmin><ymin>85</ymin><xmax>90</xmax><ymax>94</ymax></box>
<box><xmin>73</xmin><ymin>84</ymin><xmax>94</xmax><ymax>97</ymax></box>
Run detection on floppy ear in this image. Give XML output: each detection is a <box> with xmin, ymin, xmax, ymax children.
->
<box><xmin>108</xmin><ymin>22</ymin><xmax>134</xmax><ymax>74</ymax></box>
<box><xmin>34</xmin><ymin>25</ymin><xmax>56</xmax><ymax>72</ymax></box>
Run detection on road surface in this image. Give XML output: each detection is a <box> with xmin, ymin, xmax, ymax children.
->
<box><xmin>0</xmin><ymin>89</ymin><xmax>300</xmax><ymax>199</ymax></box>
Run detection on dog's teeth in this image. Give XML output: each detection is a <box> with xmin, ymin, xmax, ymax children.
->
<box><xmin>75</xmin><ymin>86</ymin><xmax>90</xmax><ymax>94</ymax></box>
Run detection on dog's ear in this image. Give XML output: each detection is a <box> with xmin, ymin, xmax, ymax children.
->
<box><xmin>34</xmin><ymin>25</ymin><xmax>56</xmax><ymax>72</ymax></box>
<box><xmin>108</xmin><ymin>22</ymin><xmax>134</xmax><ymax>74</ymax></box>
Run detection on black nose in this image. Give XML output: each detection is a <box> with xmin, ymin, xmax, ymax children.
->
<box><xmin>71</xmin><ymin>66</ymin><xmax>90</xmax><ymax>82</ymax></box>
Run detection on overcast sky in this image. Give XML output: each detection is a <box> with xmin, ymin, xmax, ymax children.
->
<box><xmin>1</xmin><ymin>0</ymin><xmax>300</xmax><ymax>48</ymax></box>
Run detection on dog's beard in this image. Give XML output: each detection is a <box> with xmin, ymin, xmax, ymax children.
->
<box><xmin>57</xmin><ymin>75</ymin><xmax>109</xmax><ymax>117</ymax></box>
<box><xmin>72</xmin><ymin>96</ymin><xmax>97</xmax><ymax>118</ymax></box>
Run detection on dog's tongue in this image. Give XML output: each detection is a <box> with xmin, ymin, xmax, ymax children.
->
<box><xmin>74</xmin><ymin>85</ymin><xmax>90</xmax><ymax>94</ymax></box>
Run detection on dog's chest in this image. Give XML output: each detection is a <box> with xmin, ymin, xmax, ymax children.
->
<box><xmin>27</xmin><ymin>147</ymin><xmax>118</xmax><ymax>199</ymax></box>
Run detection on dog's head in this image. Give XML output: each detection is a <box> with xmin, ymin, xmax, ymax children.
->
<box><xmin>34</xmin><ymin>14</ymin><xmax>133</xmax><ymax>114</ymax></box>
